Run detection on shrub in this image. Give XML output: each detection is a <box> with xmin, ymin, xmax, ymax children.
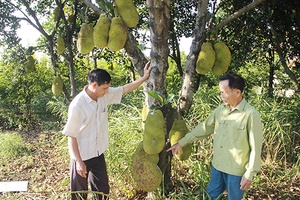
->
<box><xmin>0</xmin><ymin>132</ymin><xmax>30</xmax><ymax>161</ymax></box>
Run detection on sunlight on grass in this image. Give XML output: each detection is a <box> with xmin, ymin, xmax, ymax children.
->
<box><xmin>0</xmin><ymin>132</ymin><xmax>30</xmax><ymax>161</ymax></box>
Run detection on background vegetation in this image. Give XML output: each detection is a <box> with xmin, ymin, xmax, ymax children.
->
<box><xmin>0</xmin><ymin>57</ymin><xmax>299</xmax><ymax>199</ymax></box>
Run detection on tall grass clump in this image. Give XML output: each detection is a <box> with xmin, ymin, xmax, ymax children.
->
<box><xmin>0</xmin><ymin>132</ymin><xmax>30</xmax><ymax>162</ymax></box>
<box><xmin>105</xmin><ymin>92</ymin><xmax>145</xmax><ymax>198</ymax></box>
<box><xmin>250</xmin><ymin>94</ymin><xmax>300</xmax><ymax>165</ymax></box>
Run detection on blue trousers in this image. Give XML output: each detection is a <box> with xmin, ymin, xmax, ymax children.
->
<box><xmin>207</xmin><ymin>165</ymin><xmax>245</xmax><ymax>200</ymax></box>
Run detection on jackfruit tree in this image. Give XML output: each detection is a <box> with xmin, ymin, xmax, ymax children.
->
<box><xmin>1</xmin><ymin>0</ymin><xmax>299</xmax><ymax>198</ymax></box>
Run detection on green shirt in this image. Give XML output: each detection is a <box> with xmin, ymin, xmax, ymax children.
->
<box><xmin>178</xmin><ymin>98</ymin><xmax>263</xmax><ymax>180</ymax></box>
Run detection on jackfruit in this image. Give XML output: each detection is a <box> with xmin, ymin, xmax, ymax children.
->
<box><xmin>196</xmin><ymin>42</ymin><xmax>216</xmax><ymax>74</ymax></box>
<box><xmin>132</xmin><ymin>159</ymin><xmax>162</xmax><ymax>192</ymax></box>
<box><xmin>132</xmin><ymin>141</ymin><xmax>159</xmax><ymax>165</ymax></box>
<box><xmin>52</xmin><ymin>76</ymin><xmax>63</xmax><ymax>95</ymax></box>
<box><xmin>67</xmin><ymin>14</ymin><xmax>74</xmax><ymax>24</ymax></box>
<box><xmin>25</xmin><ymin>55</ymin><xmax>35</xmax><ymax>73</ymax></box>
<box><xmin>141</xmin><ymin>103</ymin><xmax>147</xmax><ymax>130</ymax></box>
<box><xmin>107</xmin><ymin>17</ymin><xmax>127</xmax><ymax>52</ymax></box>
<box><xmin>53</xmin><ymin>7</ymin><xmax>59</xmax><ymax>22</ymax></box>
<box><xmin>93</xmin><ymin>14</ymin><xmax>111</xmax><ymax>48</ymax></box>
<box><xmin>77</xmin><ymin>23</ymin><xmax>94</xmax><ymax>54</ymax></box>
<box><xmin>57</xmin><ymin>36</ymin><xmax>65</xmax><ymax>55</ymax></box>
<box><xmin>211</xmin><ymin>41</ymin><xmax>231</xmax><ymax>76</ymax></box>
<box><xmin>115</xmin><ymin>0</ymin><xmax>139</xmax><ymax>28</ymax></box>
<box><xmin>169</xmin><ymin>120</ymin><xmax>192</xmax><ymax>161</ymax></box>
<box><xmin>143</xmin><ymin>110</ymin><xmax>165</xmax><ymax>155</ymax></box>
<box><xmin>141</xmin><ymin>104</ymin><xmax>147</xmax><ymax>121</ymax></box>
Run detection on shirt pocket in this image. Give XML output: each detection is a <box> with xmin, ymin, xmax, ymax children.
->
<box><xmin>99</xmin><ymin>107</ymin><xmax>108</xmax><ymax>121</ymax></box>
<box><xmin>214</xmin><ymin>120</ymin><xmax>225</xmax><ymax>135</ymax></box>
<box><xmin>233</xmin><ymin>123</ymin><xmax>247</xmax><ymax>142</ymax></box>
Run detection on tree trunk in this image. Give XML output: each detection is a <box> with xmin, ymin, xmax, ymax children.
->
<box><xmin>270</xmin><ymin>22</ymin><xmax>300</xmax><ymax>91</ymax></box>
<box><xmin>147</xmin><ymin>0</ymin><xmax>171</xmax><ymax>195</ymax></box>
<box><xmin>178</xmin><ymin>0</ymin><xmax>208</xmax><ymax>118</ymax></box>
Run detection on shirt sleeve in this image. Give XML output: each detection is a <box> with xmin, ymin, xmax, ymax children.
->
<box><xmin>178</xmin><ymin>109</ymin><xmax>216</xmax><ymax>147</ymax></box>
<box><xmin>106</xmin><ymin>87</ymin><xmax>123</xmax><ymax>105</ymax></box>
<box><xmin>62</xmin><ymin>104</ymin><xmax>85</xmax><ymax>138</ymax></box>
<box><xmin>244</xmin><ymin>110</ymin><xmax>263</xmax><ymax>180</ymax></box>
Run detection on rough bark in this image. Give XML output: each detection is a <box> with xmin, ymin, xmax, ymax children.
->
<box><xmin>146</xmin><ymin>0</ymin><xmax>170</xmax><ymax>105</ymax></box>
<box><xmin>147</xmin><ymin>0</ymin><xmax>172</xmax><ymax>194</ymax></box>
<box><xmin>178</xmin><ymin>0</ymin><xmax>208</xmax><ymax>117</ymax></box>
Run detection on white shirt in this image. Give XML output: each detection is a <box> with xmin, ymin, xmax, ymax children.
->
<box><xmin>62</xmin><ymin>86</ymin><xmax>123</xmax><ymax>161</ymax></box>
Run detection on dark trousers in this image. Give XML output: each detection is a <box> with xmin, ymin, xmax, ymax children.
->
<box><xmin>70</xmin><ymin>154</ymin><xmax>109</xmax><ymax>200</ymax></box>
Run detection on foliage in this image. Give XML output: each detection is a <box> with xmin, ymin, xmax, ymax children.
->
<box><xmin>0</xmin><ymin>132</ymin><xmax>30</xmax><ymax>161</ymax></box>
<box><xmin>251</xmin><ymin>94</ymin><xmax>300</xmax><ymax>164</ymax></box>
<box><xmin>0</xmin><ymin>56</ymin><xmax>54</xmax><ymax>130</ymax></box>
<box><xmin>0</xmin><ymin>87</ymin><xmax>299</xmax><ymax>199</ymax></box>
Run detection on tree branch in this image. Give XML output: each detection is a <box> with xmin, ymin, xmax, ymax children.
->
<box><xmin>210</xmin><ymin>0</ymin><xmax>266</xmax><ymax>34</ymax></box>
<box><xmin>81</xmin><ymin>0</ymin><xmax>104</xmax><ymax>14</ymax></box>
<box><xmin>269</xmin><ymin>22</ymin><xmax>300</xmax><ymax>91</ymax></box>
<box><xmin>16</xmin><ymin>0</ymin><xmax>50</xmax><ymax>38</ymax></box>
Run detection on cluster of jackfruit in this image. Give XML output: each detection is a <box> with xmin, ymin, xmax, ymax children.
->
<box><xmin>196</xmin><ymin>41</ymin><xmax>231</xmax><ymax>76</ymax></box>
<box><xmin>25</xmin><ymin>55</ymin><xmax>36</xmax><ymax>73</ymax></box>
<box><xmin>131</xmin><ymin>110</ymin><xmax>165</xmax><ymax>192</ymax></box>
<box><xmin>51</xmin><ymin>76</ymin><xmax>63</xmax><ymax>96</ymax></box>
<box><xmin>76</xmin><ymin>0</ymin><xmax>139</xmax><ymax>54</ymax></box>
<box><xmin>169</xmin><ymin>120</ymin><xmax>192</xmax><ymax>161</ymax></box>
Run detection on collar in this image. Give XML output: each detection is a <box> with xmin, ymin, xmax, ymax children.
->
<box><xmin>223</xmin><ymin>98</ymin><xmax>246</xmax><ymax>112</ymax></box>
<box><xmin>83</xmin><ymin>85</ymin><xmax>95</xmax><ymax>103</ymax></box>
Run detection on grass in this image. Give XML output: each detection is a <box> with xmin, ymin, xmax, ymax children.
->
<box><xmin>0</xmin><ymin>99</ymin><xmax>299</xmax><ymax>199</ymax></box>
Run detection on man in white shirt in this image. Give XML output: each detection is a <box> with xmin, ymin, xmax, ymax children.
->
<box><xmin>62</xmin><ymin>62</ymin><xmax>151</xmax><ymax>200</ymax></box>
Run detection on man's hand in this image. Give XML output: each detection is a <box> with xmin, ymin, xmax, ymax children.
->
<box><xmin>166</xmin><ymin>142</ymin><xmax>181</xmax><ymax>155</ymax></box>
<box><xmin>143</xmin><ymin>61</ymin><xmax>151</xmax><ymax>79</ymax></box>
<box><xmin>76</xmin><ymin>160</ymin><xmax>87</xmax><ymax>178</ymax></box>
<box><xmin>240</xmin><ymin>176</ymin><xmax>252</xmax><ymax>190</ymax></box>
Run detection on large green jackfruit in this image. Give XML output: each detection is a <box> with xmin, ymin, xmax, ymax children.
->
<box><xmin>57</xmin><ymin>36</ymin><xmax>65</xmax><ymax>55</ymax></box>
<box><xmin>77</xmin><ymin>23</ymin><xmax>94</xmax><ymax>54</ymax></box>
<box><xmin>132</xmin><ymin>141</ymin><xmax>159</xmax><ymax>165</ymax></box>
<box><xmin>143</xmin><ymin>110</ymin><xmax>165</xmax><ymax>155</ymax></box>
<box><xmin>93</xmin><ymin>14</ymin><xmax>111</xmax><ymax>48</ymax></box>
<box><xmin>211</xmin><ymin>41</ymin><xmax>231</xmax><ymax>76</ymax></box>
<box><xmin>53</xmin><ymin>7</ymin><xmax>59</xmax><ymax>22</ymax></box>
<box><xmin>25</xmin><ymin>55</ymin><xmax>35</xmax><ymax>73</ymax></box>
<box><xmin>115</xmin><ymin>0</ymin><xmax>139</xmax><ymax>28</ymax></box>
<box><xmin>107</xmin><ymin>17</ymin><xmax>127</xmax><ymax>52</ymax></box>
<box><xmin>169</xmin><ymin>120</ymin><xmax>192</xmax><ymax>161</ymax></box>
<box><xmin>196</xmin><ymin>42</ymin><xmax>216</xmax><ymax>75</ymax></box>
<box><xmin>52</xmin><ymin>76</ymin><xmax>63</xmax><ymax>95</ymax></box>
<box><xmin>132</xmin><ymin>159</ymin><xmax>162</xmax><ymax>192</ymax></box>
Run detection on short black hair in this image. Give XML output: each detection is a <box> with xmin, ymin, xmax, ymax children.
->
<box><xmin>88</xmin><ymin>68</ymin><xmax>111</xmax><ymax>86</ymax></box>
<box><xmin>219</xmin><ymin>72</ymin><xmax>245</xmax><ymax>92</ymax></box>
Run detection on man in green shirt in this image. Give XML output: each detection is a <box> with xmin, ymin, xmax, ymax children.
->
<box><xmin>167</xmin><ymin>72</ymin><xmax>263</xmax><ymax>200</ymax></box>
